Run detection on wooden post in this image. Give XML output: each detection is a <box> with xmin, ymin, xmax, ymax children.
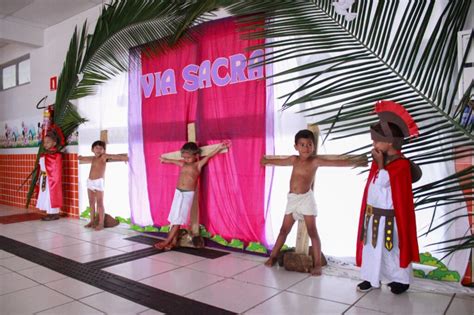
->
<box><xmin>100</xmin><ymin>129</ymin><xmax>108</xmax><ymax>143</ymax></box>
<box><xmin>294</xmin><ymin>124</ymin><xmax>318</xmax><ymax>256</ymax></box>
<box><xmin>187</xmin><ymin>123</ymin><xmax>200</xmax><ymax>237</ymax></box>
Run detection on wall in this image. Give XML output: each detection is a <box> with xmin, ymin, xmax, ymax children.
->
<box><xmin>0</xmin><ymin>5</ymin><xmax>102</xmax><ymax>216</ymax></box>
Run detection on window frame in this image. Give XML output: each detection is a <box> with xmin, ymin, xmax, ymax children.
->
<box><xmin>0</xmin><ymin>54</ymin><xmax>31</xmax><ymax>91</ymax></box>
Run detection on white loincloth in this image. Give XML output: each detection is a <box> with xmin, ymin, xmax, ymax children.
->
<box><xmin>285</xmin><ymin>190</ymin><xmax>318</xmax><ymax>220</ymax></box>
<box><xmin>87</xmin><ymin>178</ymin><xmax>105</xmax><ymax>192</ymax></box>
<box><xmin>167</xmin><ymin>189</ymin><xmax>195</xmax><ymax>225</ymax></box>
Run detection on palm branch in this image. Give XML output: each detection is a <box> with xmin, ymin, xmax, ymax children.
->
<box><xmin>224</xmin><ymin>0</ymin><xmax>473</xmax><ymax>253</ymax></box>
<box><xmin>26</xmin><ymin>0</ymin><xmax>226</xmax><ymax>206</ymax></box>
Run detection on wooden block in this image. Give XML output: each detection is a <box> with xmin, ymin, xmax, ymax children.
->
<box><xmin>161</xmin><ymin>143</ymin><xmax>228</xmax><ymax>160</ymax></box>
<box><xmin>283</xmin><ymin>252</ymin><xmax>313</xmax><ymax>273</ymax></box>
<box><xmin>177</xmin><ymin>229</ymin><xmax>204</xmax><ymax>248</ymax></box>
<box><xmin>283</xmin><ymin>251</ymin><xmax>328</xmax><ymax>273</ymax></box>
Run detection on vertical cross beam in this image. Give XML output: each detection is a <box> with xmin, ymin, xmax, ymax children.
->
<box><xmin>294</xmin><ymin>124</ymin><xmax>319</xmax><ymax>255</ymax></box>
<box><xmin>187</xmin><ymin>123</ymin><xmax>200</xmax><ymax>236</ymax></box>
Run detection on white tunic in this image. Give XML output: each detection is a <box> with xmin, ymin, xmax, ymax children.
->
<box><xmin>36</xmin><ymin>157</ymin><xmax>60</xmax><ymax>214</ymax></box>
<box><xmin>360</xmin><ymin>169</ymin><xmax>412</xmax><ymax>287</ymax></box>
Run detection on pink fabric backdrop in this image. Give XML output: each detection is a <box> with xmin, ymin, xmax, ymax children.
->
<box><xmin>140</xmin><ymin>18</ymin><xmax>267</xmax><ymax>243</ymax></box>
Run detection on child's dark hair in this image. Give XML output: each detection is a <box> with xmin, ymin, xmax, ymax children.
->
<box><xmin>180</xmin><ymin>142</ymin><xmax>200</xmax><ymax>155</ymax></box>
<box><xmin>295</xmin><ymin>129</ymin><xmax>316</xmax><ymax>145</ymax></box>
<box><xmin>92</xmin><ymin>140</ymin><xmax>106</xmax><ymax>150</ymax></box>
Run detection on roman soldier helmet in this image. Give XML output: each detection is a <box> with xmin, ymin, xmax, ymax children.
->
<box><xmin>370</xmin><ymin>100</ymin><xmax>419</xmax><ymax>149</ymax></box>
<box><xmin>370</xmin><ymin>100</ymin><xmax>422</xmax><ymax>182</ymax></box>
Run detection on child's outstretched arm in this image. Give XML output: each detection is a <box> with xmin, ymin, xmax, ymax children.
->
<box><xmin>105</xmin><ymin>153</ymin><xmax>128</xmax><ymax>162</ymax></box>
<box><xmin>198</xmin><ymin>140</ymin><xmax>231</xmax><ymax>168</ymax></box>
<box><xmin>78</xmin><ymin>155</ymin><xmax>94</xmax><ymax>163</ymax></box>
<box><xmin>160</xmin><ymin>156</ymin><xmax>184</xmax><ymax>166</ymax></box>
<box><xmin>316</xmin><ymin>154</ymin><xmax>368</xmax><ymax>167</ymax></box>
<box><xmin>261</xmin><ymin>155</ymin><xmax>295</xmax><ymax>167</ymax></box>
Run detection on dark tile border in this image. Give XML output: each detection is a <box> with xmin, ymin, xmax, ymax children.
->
<box><xmin>0</xmin><ymin>235</ymin><xmax>235</xmax><ymax>315</ymax></box>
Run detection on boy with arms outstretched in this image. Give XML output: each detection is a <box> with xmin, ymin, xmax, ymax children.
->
<box><xmin>262</xmin><ymin>129</ymin><xmax>366</xmax><ymax>276</ymax></box>
<box><xmin>154</xmin><ymin>140</ymin><xmax>230</xmax><ymax>251</ymax></box>
<box><xmin>78</xmin><ymin>140</ymin><xmax>128</xmax><ymax>230</ymax></box>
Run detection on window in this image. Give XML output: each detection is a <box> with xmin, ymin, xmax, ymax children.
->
<box><xmin>0</xmin><ymin>54</ymin><xmax>30</xmax><ymax>91</ymax></box>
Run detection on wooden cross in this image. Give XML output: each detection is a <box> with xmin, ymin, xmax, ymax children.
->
<box><xmin>160</xmin><ymin>123</ymin><xmax>228</xmax><ymax>239</ymax></box>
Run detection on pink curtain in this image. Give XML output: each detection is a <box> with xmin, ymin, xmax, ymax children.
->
<box><xmin>139</xmin><ymin>18</ymin><xmax>266</xmax><ymax>243</ymax></box>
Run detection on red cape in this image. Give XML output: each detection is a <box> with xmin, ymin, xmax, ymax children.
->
<box><xmin>42</xmin><ymin>151</ymin><xmax>63</xmax><ymax>208</ymax></box>
<box><xmin>356</xmin><ymin>159</ymin><xmax>419</xmax><ymax>268</ymax></box>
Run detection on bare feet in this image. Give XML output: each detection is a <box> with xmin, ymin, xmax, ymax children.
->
<box><xmin>264</xmin><ymin>256</ymin><xmax>278</xmax><ymax>267</ymax></box>
<box><xmin>84</xmin><ymin>221</ymin><xmax>93</xmax><ymax>228</ymax></box>
<box><xmin>154</xmin><ymin>241</ymin><xmax>167</xmax><ymax>250</ymax></box>
<box><xmin>94</xmin><ymin>224</ymin><xmax>104</xmax><ymax>231</ymax></box>
<box><xmin>310</xmin><ymin>265</ymin><xmax>322</xmax><ymax>276</ymax></box>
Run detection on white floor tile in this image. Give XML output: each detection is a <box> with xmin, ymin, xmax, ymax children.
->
<box><xmin>245</xmin><ymin>291</ymin><xmax>349</xmax><ymax>314</ymax></box>
<box><xmin>0</xmin><ymin>265</ymin><xmax>12</xmax><ymax>275</ymax></box>
<box><xmin>31</xmin><ymin>235</ymin><xmax>85</xmax><ymax>250</ymax></box>
<box><xmin>0</xmin><ymin>272</ymin><xmax>38</xmax><ymax>295</ymax></box>
<box><xmin>103</xmin><ymin>257</ymin><xmax>178</xmax><ymax>281</ymax></box>
<box><xmin>356</xmin><ymin>285</ymin><xmax>453</xmax><ymax>314</ymax></box>
<box><xmin>231</xmin><ymin>252</ymin><xmax>268</xmax><ymax>263</ymax></box>
<box><xmin>344</xmin><ymin>306</ymin><xmax>389</xmax><ymax>314</ymax></box>
<box><xmin>49</xmin><ymin>242</ymin><xmax>109</xmax><ymax>259</ymax></box>
<box><xmin>118</xmin><ymin>243</ymin><xmax>152</xmax><ymax>252</ymax></box>
<box><xmin>139</xmin><ymin>309</ymin><xmax>166</xmax><ymax>315</ymax></box>
<box><xmin>0</xmin><ymin>249</ymin><xmax>15</xmax><ymax>259</ymax></box>
<box><xmin>0</xmin><ymin>255</ymin><xmax>38</xmax><ymax>271</ymax></box>
<box><xmin>287</xmin><ymin>274</ymin><xmax>365</xmax><ymax>304</ymax></box>
<box><xmin>187</xmin><ymin>255</ymin><xmax>261</xmax><ymax>277</ymax></box>
<box><xmin>11</xmin><ymin>230</ymin><xmax>59</xmax><ymax>243</ymax></box>
<box><xmin>445</xmin><ymin>297</ymin><xmax>474</xmax><ymax>315</ymax></box>
<box><xmin>141</xmin><ymin>267</ymin><xmax>224</xmax><ymax>295</ymax></box>
<box><xmin>69</xmin><ymin>230</ymin><xmax>120</xmax><ymax>242</ymax></box>
<box><xmin>89</xmin><ymin>237</ymin><xmax>137</xmax><ymax>249</ymax></box>
<box><xmin>46</xmin><ymin>277</ymin><xmax>103</xmax><ymax>299</ymax></box>
<box><xmin>0</xmin><ymin>285</ymin><xmax>72</xmax><ymax>315</ymax></box>
<box><xmin>80</xmin><ymin>291</ymin><xmax>148</xmax><ymax>314</ymax></box>
<box><xmin>234</xmin><ymin>264</ymin><xmax>308</xmax><ymax>289</ymax></box>
<box><xmin>73</xmin><ymin>249</ymin><xmax>125</xmax><ymax>263</ymax></box>
<box><xmin>18</xmin><ymin>265</ymin><xmax>67</xmax><ymax>283</ymax></box>
<box><xmin>186</xmin><ymin>278</ymin><xmax>279</xmax><ymax>313</ymax></box>
<box><xmin>148</xmin><ymin>251</ymin><xmax>206</xmax><ymax>266</ymax></box>
<box><xmin>0</xmin><ymin>223</ymin><xmax>41</xmax><ymax>236</ymax></box>
<box><xmin>36</xmin><ymin>301</ymin><xmax>105</xmax><ymax>315</ymax></box>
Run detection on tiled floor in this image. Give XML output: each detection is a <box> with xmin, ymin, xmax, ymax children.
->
<box><xmin>0</xmin><ymin>205</ymin><xmax>473</xmax><ymax>314</ymax></box>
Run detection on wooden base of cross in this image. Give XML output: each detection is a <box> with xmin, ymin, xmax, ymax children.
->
<box><xmin>161</xmin><ymin>123</ymin><xmax>228</xmax><ymax>249</ymax></box>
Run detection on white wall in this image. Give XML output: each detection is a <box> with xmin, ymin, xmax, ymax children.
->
<box><xmin>0</xmin><ymin>4</ymin><xmax>102</xmax><ymax>122</ymax></box>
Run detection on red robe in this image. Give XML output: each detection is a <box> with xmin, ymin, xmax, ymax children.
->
<box><xmin>42</xmin><ymin>151</ymin><xmax>63</xmax><ymax>208</ymax></box>
<box><xmin>356</xmin><ymin>158</ymin><xmax>419</xmax><ymax>268</ymax></box>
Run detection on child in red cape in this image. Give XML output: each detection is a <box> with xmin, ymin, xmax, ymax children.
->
<box><xmin>356</xmin><ymin>100</ymin><xmax>422</xmax><ymax>294</ymax></box>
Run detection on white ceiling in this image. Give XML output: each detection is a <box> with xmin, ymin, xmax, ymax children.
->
<box><xmin>0</xmin><ymin>0</ymin><xmax>104</xmax><ymax>48</ymax></box>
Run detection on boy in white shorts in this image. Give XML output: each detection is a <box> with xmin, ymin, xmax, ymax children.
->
<box><xmin>154</xmin><ymin>140</ymin><xmax>230</xmax><ymax>251</ymax></box>
<box><xmin>78</xmin><ymin>140</ymin><xmax>128</xmax><ymax>230</ymax></box>
<box><xmin>261</xmin><ymin>129</ymin><xmax>366</xmax><ymax>275</ymax></box>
